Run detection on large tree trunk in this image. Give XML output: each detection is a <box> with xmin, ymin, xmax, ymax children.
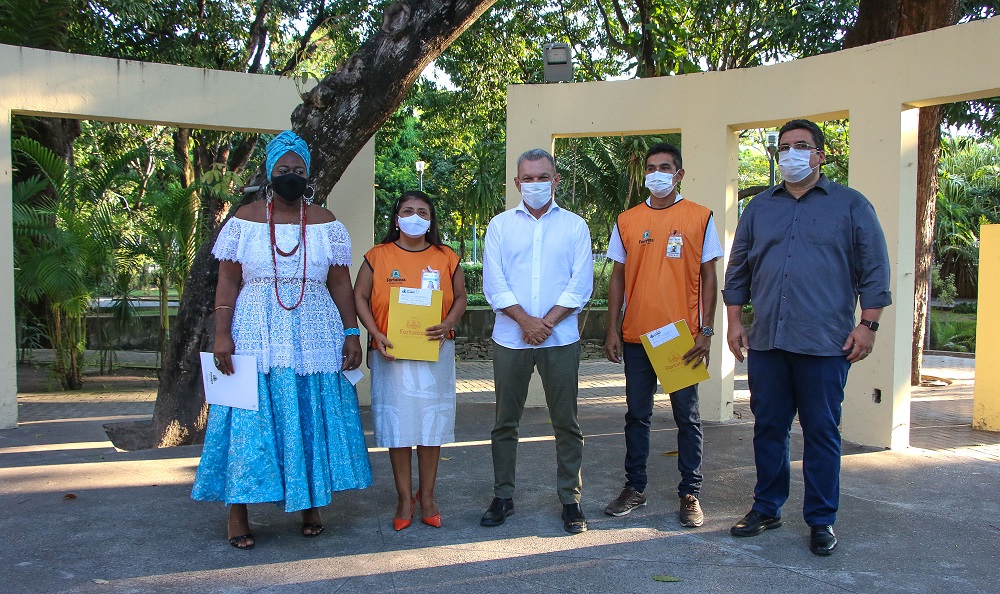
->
<box><xmin>151</xmin><ymin>0</ymin><xmax>497</xmax><ymax>447</ymax></box>
<box><xmin>845</xmin><ymin>0</ymin><xmax>960</xmax><ymax>386</ymax></box>
<box><xmin>911</xmin><ymin>107</ymin><xmax>943</xmax><ymax>384</ymax></box>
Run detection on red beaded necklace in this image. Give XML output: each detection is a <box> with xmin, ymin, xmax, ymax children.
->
<box><xmin>267</xmin><ymin>196</ymin><xmax>308</xmax><ymax>310</ymax></box>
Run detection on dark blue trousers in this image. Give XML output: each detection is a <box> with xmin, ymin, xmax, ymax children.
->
<box><xmin>623</xmin><ymin>342</ymin><xmax>703</xmax><ymax>497</ymax></box>
<box><xmin>747</xmin><ymin>348</ymin><xmax>850</xmax><ymax>526</ymax></box>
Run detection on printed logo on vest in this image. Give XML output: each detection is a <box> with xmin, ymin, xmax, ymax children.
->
<box><xmin>388</xmin><ymin>269</ymin><xmax>407</xmax><ymax>283</ymax></box>
<box><xmin>639</xmin><ymin>230</ymin><xmax>655</xmax><ymax>245</ymax></box>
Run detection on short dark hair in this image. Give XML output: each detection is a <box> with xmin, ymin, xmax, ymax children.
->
<box><xmin>778</xmin><ymin>119</ymin><xmax>825</xmax><ymax>151</ymax></box>
<box><xmin>645</xmin><ymin>143</ymin><xmax>682</xmax><ymax>170</ymax></box>
<box><xmin>516</xmin><ymin>148</ymin><xmax>556</xmax><ymax>172</ymax></box>
<box><xmin>380</xmin><ymin>190</ymin><xmax>443</xmax><ymax>246</ymax></box>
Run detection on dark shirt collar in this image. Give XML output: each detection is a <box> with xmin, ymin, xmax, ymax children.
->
<box><xmin>772</xmin><ymin>174</ymin><xmax>832</xmax><ymax>199</ymax></box>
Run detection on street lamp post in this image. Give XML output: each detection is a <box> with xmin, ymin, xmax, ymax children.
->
<box><xmin>765</xmin><ymin>131</ymin><xmax>779</xmax><ymax>188</ymax></box>
<box><xmin>415</xmin><ymin>160</ymin><xmax>426</xmax><ymax>191</ymax></box>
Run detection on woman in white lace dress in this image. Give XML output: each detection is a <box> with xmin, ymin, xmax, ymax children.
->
<box><xmin>192</xmin><ymin>131</ymin><xmax>372</xmax><ymax>550</ymax></box>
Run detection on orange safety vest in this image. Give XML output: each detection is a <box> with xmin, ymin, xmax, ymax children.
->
<box><xmin>364</xmin><ymin>243</ymin><xmax>460</xmax><ymax>347</ymax></box>
<box><xmin>616</xmin><ymin>200</ymin><xmax>711</xmax><ymax>343</ymax></box>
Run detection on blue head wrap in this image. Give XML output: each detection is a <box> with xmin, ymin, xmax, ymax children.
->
<box><xmin>265</xmin><ymin>130</ymin><xmax>311</xmax><ymax>181</ymax></box>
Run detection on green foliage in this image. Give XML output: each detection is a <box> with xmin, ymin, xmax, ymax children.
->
<box><xmin>555</xmin><ymin>134</ymin><xmax>678</xmax><ymax>248</ymax></box>
<box><xmin>592</xmin><ymin>260</ymin><xmax>613</xmax><ymax>301</ymax></box>
<box><xmin>0</xmin><ymin>0</ymin><xmax>75</xmax><ymax>49</ymax></box>
<box><xmin>460</xmin><ymin>262</ymin><xmax>484</xmax><ymax>295</ymax></box>
<box><xmin>929</xmin><ymin>318</ymin><xmax>977</xmax><ymax>353</ymax></box>
<box><xmin>935</xmin><ymin>134</ymin><xmax>1000</xmax><ymax>297</ymax></box>
<box><xmin>467</xmin><ymin>294</ymin><xmax>489</xmax><ymax>307</ymax></box>
<box><xmin>12</xmin><ymin>136</ymin><xmax>142</xmax><ymax>388</ymax></box>
<box><xmin>930</xmin><ymin>264</ymin><xmax>958</xmax><ymax>307</ymax></box>
<box><xmin>953</xmin><ymin>301</ymin><xmax>978</xmax><ymax>314</ymax></box>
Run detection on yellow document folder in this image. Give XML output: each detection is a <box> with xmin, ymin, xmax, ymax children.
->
<box><xmin>639</xmin><ymin>319</ymin><xmax>710</xmax><ymax>394</ymax></box>
<box><xmin>386</xmin><ymin>286</ymin><xmax>443</xmax><ymax>362</ymax></box>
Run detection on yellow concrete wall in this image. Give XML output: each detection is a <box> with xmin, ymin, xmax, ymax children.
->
<box><xmin>0</xmin><ymin>44</ymin><xmax>375</xmax><ymax>427</ymax></box>
<box><xmin>506</xmin><ymin>17</ymin><xmax>1000</xmax><ymax>448</ymax></box>
<box><xmin>973</xmin><ymin>225</ymin><xmax>999</xmax><ymax>431</ymax></box>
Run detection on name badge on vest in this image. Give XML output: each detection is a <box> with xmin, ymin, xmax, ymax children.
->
<box><xmin>421</xmin><ymin>267</ymin><xmax>441</xmax><ymax>290</ymax></box>
<box><xmin>666</xmin><ymin>232</ymin><xmax>683</xmax><ymax>259</ymax></box>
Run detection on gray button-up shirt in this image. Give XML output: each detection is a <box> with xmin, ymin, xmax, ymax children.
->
<box><xmin>722</xmin><ymin>175</ymin><xmax>892</xmax><ymax>357</ymax></box>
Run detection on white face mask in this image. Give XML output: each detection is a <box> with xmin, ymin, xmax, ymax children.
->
<box><xmin>644</xmin><ymin>171</ymin><xmax>675</xmax><ymax>198</ymax></box>
<box><xmin>520</xmin><ymin>181</ymin><xmax>553</xmax><ymax>209</ymax></box>
<box><xmin>778</xmin><ymin>147</ymin><xmax>817</xmax><ymax>183</ymax></box>
<box><xmin>398</xmin><ymin>213</ymin><xmax>431</xmax><ymax>238</ymax></box>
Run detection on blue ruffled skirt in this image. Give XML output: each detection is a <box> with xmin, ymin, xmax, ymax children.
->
<box><xmin>192</xmin><ymin>368</ymin><xmax>373</xmax><ymax>512</ymax></box>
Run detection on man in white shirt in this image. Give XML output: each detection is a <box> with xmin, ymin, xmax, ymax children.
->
<box><xmin>480</xmin><ymin>148</ymin><xmax>594</xmax><ymax>534</ymax></box>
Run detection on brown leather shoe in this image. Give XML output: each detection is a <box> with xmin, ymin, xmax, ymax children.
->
<box><xmin>679</xmin><ymin>494</ymin><xmax>704</xmax><ymax>527</ymax></box>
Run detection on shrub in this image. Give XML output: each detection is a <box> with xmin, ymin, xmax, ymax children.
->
<box><xmin>461</xmin><ymin>262</ymin><xmax>483</xmax><ymax>295</ymax></box>
<box><xmin>466</xmin><ymin>293</ymin><xmax>489</xmax><ymax>307</ymax></box>
<box><xmin>929</xmin><ymin>319</ymin><xmax>976</xmax><ymax>352</ymax></box>
<box><xmin>931</xmin><ymin>264</ymin><xmax>958</xmax><ymax>307</ymax></box>
<box><xmin>952</xmin><ymin>301</ymin><xmax>977</xmax><ymax>314</ymax></box>
<box><xmin>592</xmin><ymin>261</ymin><xmax>613</xmax><ymax>301</ymax></box>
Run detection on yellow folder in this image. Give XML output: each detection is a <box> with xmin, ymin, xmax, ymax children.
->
<box><xmin>639</xmin><ymin>319</ymin><xmax>710</xmax><ymax>394</ymax></box>
<box><xmin>385</xmin><ymin>286</ymin><xmax>443</xmax><ymax>362</ymax></box>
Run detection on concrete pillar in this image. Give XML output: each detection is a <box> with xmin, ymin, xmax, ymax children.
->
<box><xmin>973</xmin><ymin>224</ymin><xmax>999</xmax><ymax>430</ymax></box>
<box><xmin>327</xmin><ymin>138</ymin><xmax>376</xmax><ymax>405</ymax></box>
<box><xmin>839</xmin><ymin>107</ymin><xmax>919</xmax><ymax>449</ymax></box>
<box><xmin>681</xmin><ymin>119</ymin><xmax>739</xmax><ymax>422</ymax></box>
<box><xmin>0</xmin><ymin>106</ymin><xmax>14</xmax><ymax>429</ymax></box>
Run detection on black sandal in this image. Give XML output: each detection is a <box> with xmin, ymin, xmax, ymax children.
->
<box><xmin>301</xmin><ymin>523</ymin><xmax>325</xmax><ymax>537</ymax></box>
<box><xmin>228</xmin><ymin>533</ymin><xmax>255</xmax><ymax>549</ymax></box>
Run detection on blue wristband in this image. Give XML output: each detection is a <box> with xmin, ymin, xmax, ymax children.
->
<box><xmin>343</xmin><ymin>327</ymin><xmax>360</xmax><ymax>337</ymax></box>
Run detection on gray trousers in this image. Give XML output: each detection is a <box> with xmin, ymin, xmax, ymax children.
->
<box><xmin>491</xmin><ymin>340</ymin><xmax>584</xmax><ymax>504</ymax></box>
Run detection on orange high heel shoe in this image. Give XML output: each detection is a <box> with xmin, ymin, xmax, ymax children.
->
<box><xmin>393</xmin><ymin>495</ymin><xmax>416</xmax><ymax>531</ymax></box>
<box><xmin>416</xmin><ymin>492</ymin><xmax>442</xmax><ymax>528</ymax></box>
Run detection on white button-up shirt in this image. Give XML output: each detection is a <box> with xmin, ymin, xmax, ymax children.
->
<box><xmin>483</xmin><ymin>200</ymin><xmax>594</xmax><ymax>349</ymax></box>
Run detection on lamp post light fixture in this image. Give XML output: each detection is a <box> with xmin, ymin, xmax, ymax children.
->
<box><xmin>543</xmin><ymin>42</ymin><xmax>573</xmax><ymax>83</ymax></box>
<box><xmin>765</xmin><ymin>131</ymin><xmax>779</xmax><ymax>188</ymax></box>
<box><xmin>415</xmin><ymin>160</ymin><xmax>426</xmax><ymax>190</ymax></box>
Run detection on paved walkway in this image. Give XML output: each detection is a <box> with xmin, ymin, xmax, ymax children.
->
<box><xmin>4</xmin><ymin>352</ymin><xmax>998</xmax><ymax>593</ymax></box>
<box><xmin>16</xmin><ymin>352</ymin><xmax>995</xmax><ymax>459</ymax></box>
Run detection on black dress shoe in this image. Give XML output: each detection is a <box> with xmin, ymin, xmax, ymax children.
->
<box><xmin>809</xmin><ymin>524</ymin><xmax>837</xmax><ymax>556</ymax></box>
<box><xmin>480</xmin><ymin>497</ymin><xmax>514</xmax><ymax>527</ymax></box>
<box><xmin>561</xmin><ymin>503</ymin><xmax>588</xmax><ymax>534</ymax></box>
<box><xmin>730</xmin><ymin>509</ymin><xmax>782</xmax><ymax>537</ymax></box>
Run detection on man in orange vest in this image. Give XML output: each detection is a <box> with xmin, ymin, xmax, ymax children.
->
<box><xmin>604</xmin><ymin>143</ymin><xmax>723</xmax><ymax>527</ymax></box>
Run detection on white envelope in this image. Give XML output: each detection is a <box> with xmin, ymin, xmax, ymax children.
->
<box><xmin>200</xmin><ymin>353</ymin><xmax>260</xmax><ymax>411</ymax></box>
<box><xmin>342</xmin><ymin>367</ymin><xmax>365</xmax><ymax>386</ymax></box>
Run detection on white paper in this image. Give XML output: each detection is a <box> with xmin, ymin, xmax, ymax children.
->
<box><xmin>644</xmin><ymin>322</ymin><xmax>681</xmax><ymax>349</ymax></box>
<box><xmin>200</xmin><ymin>353</ymin><xmax>259</xmax><ymax>411</ymax></box>
<box><xmin>398</xmin><ymin>287</ymin><xmax>433</xmax><ymax>307</ymax></box>
<box><xmin>342</xmin><ymin>367</ymin><xmax>365</xmax><ymax>386</ymax></box>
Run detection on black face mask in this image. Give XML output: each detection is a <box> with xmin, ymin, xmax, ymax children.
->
<box><xmin>271</xmin><ymin>173</ymin><xmax>309</xmax><ymax>203</ymax></box>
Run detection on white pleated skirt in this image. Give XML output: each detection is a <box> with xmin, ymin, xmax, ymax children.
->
<box><xmin>370</xmin><ymin>339</ymin><xmax>456</xmax><ymax>448</ymax></box>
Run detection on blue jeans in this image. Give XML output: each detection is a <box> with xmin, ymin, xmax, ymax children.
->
<box><xmin>747</xmin><ymin>349</ymin><xmax>850</xmax><ymax>526</ymax></box>
<box><xmin>623</xmin><ymin>342</ymin><xmax>703</xmax><ymax>497</ymax></box>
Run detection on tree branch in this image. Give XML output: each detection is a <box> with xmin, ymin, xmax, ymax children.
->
<box><xmin>594</xmin><ymin>0</ymin><xmax>629</xmax><ymax>52</ymax></box>
<box><xmin>275</xmin><ymin>1</ymin><xmax>329</xmax><ymax>76</ymax></box>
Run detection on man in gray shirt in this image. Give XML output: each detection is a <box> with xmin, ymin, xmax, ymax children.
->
<box><xmin>722</xmin><ymin>119</ymin><xmax>891</xmax><ymax>556</ymax></box>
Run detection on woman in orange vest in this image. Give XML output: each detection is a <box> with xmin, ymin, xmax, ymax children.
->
<box><xmin>354</xmin><ymin>190</ymin><xmax>467</xmax><ymax>530</ymax></box>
